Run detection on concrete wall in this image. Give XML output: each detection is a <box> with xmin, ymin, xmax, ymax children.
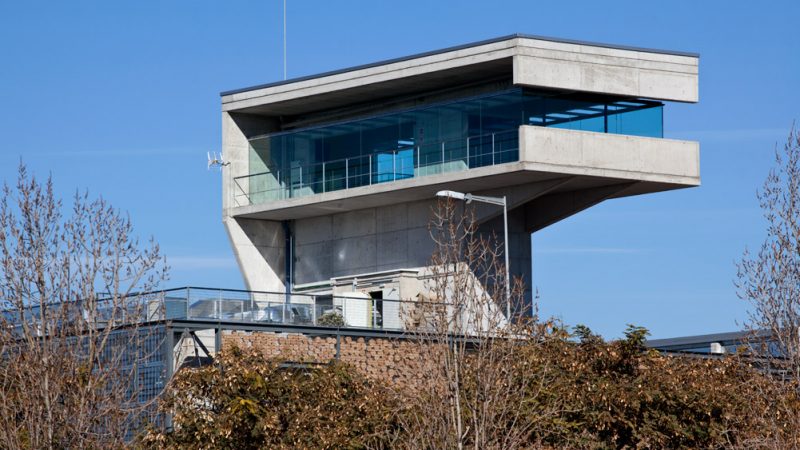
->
<box><xmin>223</xmin><ymin>111</ymin><xmax>285</xmax><ymax>291</ymax></box>
<box><xmin>293</xmin><ymin>200</ymin><xmax>433</xmax><ymax>284</ymax></box>
<box><xmin>519</xmin><ymin>126</ymin><xmax>700</xmax><ymax>186</ymax></box>
<box><xmin>293</xmin><ymin>198</ymin><xmax>532</xmax><ymax>296</ymax></box>
<box><xmin>222</xmin><ymin>35</ymin><xmax>698</xmax><ymax>114</ymax></box>
<box><xmin>514</xmin><ymin>39</ymin><xmax>698</xmax><ymax>102</ymax></box>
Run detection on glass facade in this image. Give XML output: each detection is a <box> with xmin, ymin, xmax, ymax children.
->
<box><xmin>237</xmin><ymin>88</ymin><xmax>663</xmax><ymax>205</ymax></box>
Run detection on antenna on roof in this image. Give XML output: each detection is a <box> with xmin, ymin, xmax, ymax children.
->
<box><xmin>283</xmin><ymin>0</ymin><xmax>287</xmax><ymax>80</ymax></box>
<box><xmin>207</xmin><ymin>151</ymin><xmax>230</xmax><ymax>170</ymax></box>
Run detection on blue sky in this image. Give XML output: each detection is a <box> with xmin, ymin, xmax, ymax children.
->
<box><xmin>0</xmin><ymin>1</ymin><xmax>798</xmax><ymax>338</ymax></box>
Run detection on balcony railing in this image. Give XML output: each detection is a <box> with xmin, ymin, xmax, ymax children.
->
<box><xmin>0</xmin><ymin>287</ymin><xmax>449</xmax><ymax>333</ymax></box>
<box><xmin>160</xmin><ymin>287</ymin><xmax>426</xmax><ymax>331</ymax></box>
<box><xmin>233</xmin><ymin>129</ymin><xmax>519</xmax><ymax>207</ymax></box>
<box><xmin>2</xmin><ymin>287</ymin><xmax>523</xmax><ymax>342</ymax></box>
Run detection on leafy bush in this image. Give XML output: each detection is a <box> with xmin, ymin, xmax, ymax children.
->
<box><xmin>513</xmin><ymin>324</ymin><xmax>798</xmax><ymax>448</ymax></box>
<box><xmin>393</xmin><ymin>324</ymin><xmax>799</xmax><ymax>449</ymax></box>
<box><xmin>142</xmin><ymin>347</ymin><xmax>397</xmax><ymax>449</ymax></box>
<box><xmin>143</xmin><ymin>326</ymin><xmax>800</xmax><ymax>449</ymax></box>
<box><xmin>317</xmin><ymin>311</ymin><xmax>345</xmax><ymax>327</ymax></box>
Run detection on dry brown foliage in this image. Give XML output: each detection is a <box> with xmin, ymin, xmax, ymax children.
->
<box><xmin>143</xmin><ymin>346</ymin><xmax>398</xmax><ymax>450</ymax></box>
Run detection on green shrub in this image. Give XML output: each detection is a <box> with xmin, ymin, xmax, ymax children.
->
<box><xmin>317</xmin><ymin>311</ymin><xmax>345</xmax><ymax>327</ymax></box>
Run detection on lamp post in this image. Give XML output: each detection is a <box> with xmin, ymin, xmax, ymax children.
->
<box><xmin>435</xmin><ymin>190</ymin><xmax>511</xmax><ymax>321</ymax></box>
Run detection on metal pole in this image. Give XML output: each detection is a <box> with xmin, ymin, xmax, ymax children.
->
<box><xmin>345</xmin><ymin>158</ymin><xmax>349</xmax><ymax>189</ymax></box>
<box><xmin>215</xmin><ymin>325</ymin><xmax>222</xmax><ymax>354</ymax></box>
<box><xmin>312</xmin><ymin>295</ymin><xmax>317</xmax><ymax>325</ymax></box>
<box><xmin>283</xmin><ymin>0</ymin><xmax>287</xmax><ymax>81</ymax></box>
<box><xmin>492</xmin><ymin>133</ymin><xmax>496</xmax><ymax>165</ymax></box>
<box><xmin>322</xmin><ymin>161</ymin><xmax>326</xmax><ymax>193</ymax></box>
<box><xmin>369</xmin><ymin>154</ymin><xmax>373</xmax><ymax>185</ymax></box>
<box><xmin>393</xmin><ymin>152</ymin><xmax>396</xmax><ymax>181</ymax></box>
<box><xmin>466</xmin><ymin>136</ymin><xmax>470</xmax><ymax>168</ymax></box>
<box><xmin>502</xmin><ymin>196</ymin><xmax>511</xmax><ymax>321</ymax></box>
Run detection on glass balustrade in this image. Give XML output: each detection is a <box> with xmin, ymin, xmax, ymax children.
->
<box><xmin>235</xmin><ymin>88</ymin><xmax>664</xmax><ymax>206</ymax></box>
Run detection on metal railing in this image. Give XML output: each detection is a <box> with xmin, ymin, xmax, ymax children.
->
<box><xmin>148</xmin><ymin>287</ymin><xmax>445</xmax><ymax>331</ymax></box>
<box><xmin>1</xmin><ymin>287</ymin><xmax>448</xmax><ymax>333</ymax></box>
<box><xmin>234</xmin><ymin>129</ymin><xmax>519</xmax><ymax>207</ymax></box>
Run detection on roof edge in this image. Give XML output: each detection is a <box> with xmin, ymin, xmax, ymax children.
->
<box><xmin>220</xmin><ymin>33</ymin><xmax>700</xmax><ymax>98</ymax></box>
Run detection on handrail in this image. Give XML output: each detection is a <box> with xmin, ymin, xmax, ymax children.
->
<box><xmin>234</xmin><ymin>128</ymin><xmax>517</xmax><ymax>183</ymax></box>
<box><xmin>0</xmin><ymin>286</ymin><xmax>459</xmax><ymax>333</ymax></box>
<box><xmin>233</xmin><ymin>128</ymin><xmax>519</xmax><ymax>206</ymax></box>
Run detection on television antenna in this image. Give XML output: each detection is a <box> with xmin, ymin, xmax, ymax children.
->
<box><xmin>283</xmin><ymin>0</ymin><xmax>287</xmax><ymax>80</ymax></box>
<box><xmin>207</xmin><ymin>151</ymin><xmax>230</xmax><ymax>170</ymax></box>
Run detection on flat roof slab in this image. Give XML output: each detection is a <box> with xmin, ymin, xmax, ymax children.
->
<box><xmin>221</xmin><ymin>34</ymin><xmax>699</xmax><ymax>116</ymax></box>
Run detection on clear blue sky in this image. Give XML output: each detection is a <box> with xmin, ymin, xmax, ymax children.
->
<box><xmin>1</xmin><ymin>1</ymin><xmax>798</xmax><ymax>339</ymax></box>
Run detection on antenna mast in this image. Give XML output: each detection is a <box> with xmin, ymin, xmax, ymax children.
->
<box><xmin>283</xmin><ymin>0</ymin><xmax>287</xmax><ymax>80</ymax></box>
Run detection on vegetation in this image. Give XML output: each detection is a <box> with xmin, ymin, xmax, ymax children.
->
<box><xmin>0</xmin><ymin>165</ymin><xmax>166</xmax><ymax>449</ymax></box>
<box><xmin>735</xmin><ymin>126</ymin><xmax>800</xmax><ymax>445</ymax></box>
<box><xmin>142</xmin><ymin>346</ymin><xmax>397</xmax><ymax>449</ymax></box>
<box><xmin>522</xmin><ymin>325</ymin><xmax>795</xmax><ymax>448</ymax></box>
<box><xmin>146</xmin><ymin>327</ymin><xmax>799</xmax><ymax>449</ymax></box>
<box><xmin>317</xmin><ymin>311</ymin><xmax>346</xmax><ymax>327</ymax></box>
<box><xmin>146</xmin><ymin>187</ymin><xmax>800</xmax><ymax>449</ymax></box>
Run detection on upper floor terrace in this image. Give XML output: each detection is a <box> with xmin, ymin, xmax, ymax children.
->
<box><xmin>234</xmin><ymin>87</ymin><xmax>665</xmax><ymax>208</ymax></box>
<box><xmin>222</xmin><ymin>34</ymin><xmax>699</xmax><ymax>221</ymax></box>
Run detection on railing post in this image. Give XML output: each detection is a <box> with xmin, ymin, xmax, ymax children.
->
<box><xmin>492</xmin><ymin>132</ymin><xmax>496</xmax><ymax>165</ymax></box>
<box><xmin>369</xmin><ymin>154</ymin><xmax>372</xmax><ymax>185</ymax></box>
<box><xmin>441</xmin><ymin>141</ymin><xmax>445</xmax><ymax>166</ymax></box>
<box><xmin>466</xmin><ymin>136</ymin><xmax>470</xmax><ymax>168</ymax></box>
<box><xmin>277</xmin><ymin>170</ymin><xmax>282</xmax><ymax>200</ymax></box>
<box><xmin>393</xmin><ymin>152</ymin><xmax>397</xmax><ymax>181</ymax></box>
<box><xmin>312</xmin><ymin>295</ymin><xmax>317</xmax><ymax>325</ymax></box>
<box><xmin>217</xmin><ymin>290</ymin><xmax>222</xmax><ymax>319</ymax></box>
<box><xmin>416</xmin><ymin>146</ymin><xmax>420</xmax><ymax>172</ymax></box>
<box><xmin>322</xmin><ymin>161</ymin><xmax>326</xmax><ymax>193</ymax></box>
<box><xmin>185</xmin><ymin>287</ymin><xmax>190</xmax><ymax>319</ymax></box>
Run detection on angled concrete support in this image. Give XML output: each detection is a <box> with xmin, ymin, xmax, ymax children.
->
<box><xmin>524</xmin><ymin>182</ymin><xmax>637</xmax><ymax>233</ymax></box>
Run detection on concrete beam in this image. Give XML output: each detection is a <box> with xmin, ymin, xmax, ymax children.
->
<box><xmin>221</xmin><ymin>35</ymin><xmax>698</xmax><ymax>115</ymax></box>
<box><xmin>524</xmin><ymin>182</ymin><xmax>637</xmax><ymax>233</ymax></box>
<box><xmin>514</xmin><ymin>39</ymin><xmax>698</xmax><ymax>102</ymax></box>
<box><xmin>519</xmin><ymin>126</ymin><xmax>700</xmax><ymax>187</ymax></box>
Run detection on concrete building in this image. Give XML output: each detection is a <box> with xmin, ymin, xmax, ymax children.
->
<box><xmin>220</xmin><ymin>34</ymin><xmax>700</xmax><ymax>317</ymax></box>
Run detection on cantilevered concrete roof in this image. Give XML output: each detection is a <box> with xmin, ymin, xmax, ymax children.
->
<box><xmin>220</xmin><ymin>33</ymin><xmax>699</xmax><ymax>116</ymax></box>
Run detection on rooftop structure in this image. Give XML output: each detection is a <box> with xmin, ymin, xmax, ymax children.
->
<box><xmin>221</xmin><ymin>33</ymin><xmax>700</xmax><ymax>319</ymax></box>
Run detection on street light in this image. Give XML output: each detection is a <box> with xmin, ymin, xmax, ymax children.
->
<box><xmin>435</xmin><ymin>190</ymin><xmax>511</xmax><ymax>321</ymax></box>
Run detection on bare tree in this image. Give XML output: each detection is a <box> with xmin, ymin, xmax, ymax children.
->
<box><xmin>0</xmin><ymin>164</ymin><xmax>167</xmax><ymax>448</ymax></box>
<box><xmin>394</xmin><ymin>198</ymin><xmax>556</xmax><ymax>450</ymax></box>
<box><xmin>736</xmin><ymin>127</ymin><xmax>800</xmax><ymax>448</ymax></box>
<box><xmin>737</xmin><ymin>127</ymin><xmax>800</xmax><ymax>378</ymax></box>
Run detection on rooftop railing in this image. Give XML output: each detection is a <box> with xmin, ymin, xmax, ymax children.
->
<box><xmin>234</xmin><ymin>129</ymin><xmax>519</xmax><ymax>207</ymax></box>
<box><xmin>1</xmin><ymin>287</ymin><xmax>452</xmax><ymax>333</ymax></box>
<box><xmin>161</xmin><ymin>287</ymin><xmax>421</xmax><ymax>331</ymax></box>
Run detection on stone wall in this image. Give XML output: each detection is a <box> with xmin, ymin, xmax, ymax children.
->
<box><xmin>222</xmin><ymin>331</ymin><xmax>427</xmax><ymax>388</ymax></box>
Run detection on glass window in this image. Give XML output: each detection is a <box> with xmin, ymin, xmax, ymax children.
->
<box><xmin>240</xmin><ymin>87</ymin><xmax>665</xmax><ymax>204</ymax></box>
